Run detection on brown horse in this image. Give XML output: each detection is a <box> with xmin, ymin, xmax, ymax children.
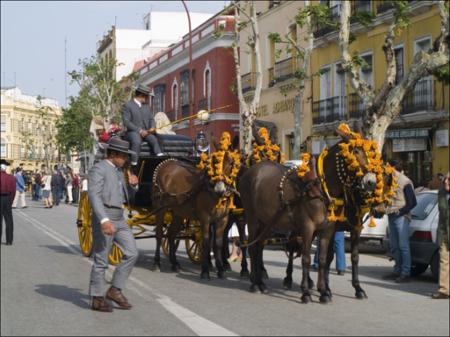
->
<box><xmin>151</xmin><ymin>151</ymin><xmax>239</xmax><ymax>279</ymax></box>
<box><xmin>238</xmin><ymin>157</ymin><xmax>334</xmax><ymax>303</ymax></box>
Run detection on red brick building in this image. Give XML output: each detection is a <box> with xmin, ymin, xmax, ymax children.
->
<box><xmin>135</xmin><ymin>12</ymin><xmax>239</xmax><ymax>144</ymax></box>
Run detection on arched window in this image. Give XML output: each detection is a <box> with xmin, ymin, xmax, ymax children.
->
<box><xmin>203</xmin><ymin>62</ymin><xmax>212</xmax><ymax>110</ymax></box>
<box><xmin>172</xmin><ymin>78</ymin><xmax>179</xmax><ymax>121</ymax></box>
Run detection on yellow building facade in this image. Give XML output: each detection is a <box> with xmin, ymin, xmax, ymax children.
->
<box><xmin>238</xmin><ymin>0</ymin><xmax>312</xmax><ymax>159</ymax></box>
<box><xmin>1</xmin><ymin>87</ymin><xmax>61</xmax><ymax>172</ymax></box>
<box><xmin>309</xmin><ymin>0</ymin><xmax>449</xmax><ymax>186</ymax></box>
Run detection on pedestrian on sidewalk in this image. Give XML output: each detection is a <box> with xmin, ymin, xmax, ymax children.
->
<box><xmin>41</xmin><ymin>171</ymin><xmax>53</xmax><ymax>208</ymax></box>
<box><xmin>431</xmin><ymin>172</ymin><xmax>450</xmax><ymax>299</ymax></box>
<box><xmin>65</xmin><ymin>171</ymin><xmax>73</xmax><ymax>204</ymax></box>
<box><xmin>51</xmin><ymin>166</ymin><xmax>65</xmax><ymax>206</ymax></box>
<box><xmin>1</xmin><ymin>159</ymin><xmax>16</xmax><ymax>245</ymax></box>
<box><xmin>72</xmin><ymin>173</ymin><xmax>80</xmax><ymax>204</ymax></box>
<box><xmin>88</xmin><ymin>137</ymin><xmax>139</xmax><ymax>313</ymax></box>
<box><xmin>12</xmin><ymin>167</ymin><xmax>27</xmax><ymax>209</ymax></box>
<box><xmin>384</xmin><ymin>160</ymin><xmax>417</xmax><ymax>283</ymax></box>
<box><xmin>313</xmin><ymin>231</ymin><xmax>346</xmax><ymax>275</ymax></box>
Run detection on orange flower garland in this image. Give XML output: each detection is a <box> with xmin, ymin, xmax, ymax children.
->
<box><xmin>297</xmin><ymin>153</ymin><xmax>311</xmax><ymax>178</ymax></box>
<box><xmin>247</xmin><ymin>127</ymin><xmax>285</xmax><ymax>166</ymax></box>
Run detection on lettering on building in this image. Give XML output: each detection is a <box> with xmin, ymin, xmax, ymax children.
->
<box><xmin>273</xmin><ymin>98</ymin><xmax>296</xmax><ymax>114</ymax></box>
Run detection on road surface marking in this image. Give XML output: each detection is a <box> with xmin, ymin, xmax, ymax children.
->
<box><xmin>16</xmin><ymin>210</ymin><xmax>238</xmax><ymax>336</ymax></box>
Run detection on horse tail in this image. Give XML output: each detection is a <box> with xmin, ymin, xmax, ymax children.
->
<box><xmin>237</xmin><ymin>220</ymin><xmax>273</xmax><ymax>249</ymax></box>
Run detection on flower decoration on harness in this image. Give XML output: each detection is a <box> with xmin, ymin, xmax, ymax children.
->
<box><xmin>196</xmin><ymin>131</ymin><xmax>241</xmax><ymax>187</ymax></box>
<box><xmin>297</xmin><ymin>153</ymin><xmax>311</xmax><ymax>179</ymax></box>
<box><xmin>319</xmin><ymin>123</ymin><xmax>397</xmax><ymax>225</ymax></box>
<box><xmin>246</xmin><ymin>127</ymin><xmax>285</xmax><ymax>166</ymax></box>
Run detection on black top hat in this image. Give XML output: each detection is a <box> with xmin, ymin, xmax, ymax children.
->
<box><xmin>104</xmin><ymin>137</ymin><xmax>136</xmax><ymax>156</ymax></box>
<box><xmin>0</xmin><ymin>159</ymin><xmax>10</xmax><ymax>166</ymax></box>
<box><xmin>135</xmin><ymin>84</ymin><xmax>153</xmax><ymax>96</ymax></box>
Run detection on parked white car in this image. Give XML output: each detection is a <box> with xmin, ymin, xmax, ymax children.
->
<box><xmin>383</xmin><ymin>190</ymin><xmax>444</xmax><ymax>280</ymax></box>
<box><xmin>344</xmin><ymin>214</ymin><xmax>389</xmax><ymax>246</ymax></box>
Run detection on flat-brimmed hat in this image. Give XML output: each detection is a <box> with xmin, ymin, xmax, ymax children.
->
<box><xmin>103</xmin><ymin>137</ymin><xmax>136</xmax><ymax>156</ymax></box>
<box><xmin>135</xmin><ymin>84</ymin><xmax>153</xmax><ymax>96</ymax></box>
<box><xmin>0</xmin><ymin>159</ymin><xmax>11</xmax><ymax>166</ymax></box>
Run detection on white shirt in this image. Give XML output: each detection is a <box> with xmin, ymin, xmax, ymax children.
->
<box><xmin>133</xmin><ymin>98</ymin><xmax>142</xmax><ymax>108</ymax></box>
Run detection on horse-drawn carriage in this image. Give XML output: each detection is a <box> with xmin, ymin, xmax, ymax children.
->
<box><xmin>76</xmin><ymin>132</ymin><xmax>207</xmax><ymax>266</ymax></box>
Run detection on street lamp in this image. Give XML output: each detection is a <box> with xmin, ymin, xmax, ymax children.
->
<box><xmin>181</xmin><ymin>0</ymin><xmax>194</xmax><ymax>139</ymax></box>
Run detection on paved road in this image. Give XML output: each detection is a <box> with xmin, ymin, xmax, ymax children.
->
<box><xmin>1</xmin><ymin>200</ymin><xmax>449</xmax><ymax>336</ymax></box>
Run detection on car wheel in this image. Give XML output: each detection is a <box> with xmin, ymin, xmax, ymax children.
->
<box><xmin>430</xmin><ymin>251</ymin><xmax>440</xmax><ymax>282</ymax></box>
<box><xmin>410</xmin><ymin>263</ymin><xmax>428</xmax><ymax>276</ymax></box>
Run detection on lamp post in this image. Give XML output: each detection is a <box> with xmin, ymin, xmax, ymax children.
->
<box><xmin>181</xmin><ymin>0</ymin><xmax>194</xmax><ymax>139</ymax></box>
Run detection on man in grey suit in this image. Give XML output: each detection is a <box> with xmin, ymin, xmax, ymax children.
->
<box><xmin>122</xmin><ymin>84</ymin><xmax>163</xmax><ymax>167</ymax></box>
<box><xmin>88</xmin><ymin>137</ymin><xmax>140</xmax><ymax>312</ymax></box>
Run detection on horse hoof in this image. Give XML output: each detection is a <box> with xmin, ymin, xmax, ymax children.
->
<box><xmin>283</xmin><ymin>277</ymin><xmax>292</xmax><ymax>290</ymax></box>
<box><xmin>258</xmin><ymin>284</ymin><xmax>269</xmax><ymax>294</ymax></box>
<box><xmin>319</xmin><ymin>294</ymin><xmax>332</xmax><ymax>304</ymax></box>
<box><xmin>217</xmin><ymin>271</ymin><xmax>225</xmax><ymax>279</ymax></box>
<box><xmin>200</xmin><ymin>272</ymin><xmax>210</xmax><ymax>280</ymax></box>
<box><xmin>249</xmin><ymin>284</ymin><xmax>257</xmax><ymax>293</ymax></box>
<box><xmin>150</xmin><ymin>263</ymin><xmax>161</xmax><ymax>272</ymax></box>
<box><xmin>301</xmin><ymin>294</ymin><xmax>312</xmax><ymax>304</ymax></box>
<box><xmin>355</xmin><ymin>291</ymin><xmax>368</xmax><ymax>299</ymax></box>
<box><xmin>240</xmin><ymin>269</ymin><xmax>250</xmax><ymax>279</ymax></box>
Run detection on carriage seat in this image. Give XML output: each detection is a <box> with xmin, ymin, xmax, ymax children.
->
<box><xmin>139</xmin><ymin>133</ymin><xmax>194</xmax><ymax>157</ymax></box>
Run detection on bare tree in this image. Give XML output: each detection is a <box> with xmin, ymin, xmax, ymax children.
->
<box><xmin>230</xmin><ymin>0</ymin><xmax>263</xmax><ymax>156</ymax></box>
<box><xmin>339</xmin><ymin>1</ymin><xmax>449</xmax><ymax>147</ymax></box>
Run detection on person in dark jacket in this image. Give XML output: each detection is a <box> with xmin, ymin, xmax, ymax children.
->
<box><xmin>122</xmin><ymin>85</ymin><xmax>163</xmax><ymax>167</ymax></box>
<box><xmin>432</xmin><ymin>172</ymin><xmax>450</xmax><ymax>299</ymax></box>
<box><xmin>51</xmin><ymin>166</ymin><xmax>65</xmax><ymax>206</ymax></box>
<box><xmin>383</xmin><ymin>160</ymin><xmax>418</xmax><ymax>283</ymax></box>
<box><xmin>1</xmin><ymin>159</ymin><xmax>16</xmax><ymax>245</ymax></box>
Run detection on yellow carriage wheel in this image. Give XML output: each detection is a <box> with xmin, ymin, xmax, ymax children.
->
<box><xmin>185</xmin><ymin>220</ymin><xmax>203</xmax><ymax>265</ymax></box>
<box><xmin>77</xmin><ymin>191</ymin><xmax>93</xmax><ymax>257</ymax></box>
<box><xmin>108</xmin><ymin>243</ymin><xmax>123</xmax><ymax>265</ymax></box>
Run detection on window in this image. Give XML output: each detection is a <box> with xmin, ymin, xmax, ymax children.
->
<box><xmin>0</xmin><ymin>115</ymin><xmax>6</xmax><ymax>132</ymax></box>
<box><xmin>319</xmin><ymin>66</ymin><xmax>332</xmax><ymax>119</ymax></box>
<box><xmin>394</xmin><ymin>46</ymin><xmax>404</xmax><ymax>85</ymax></box>
<box><xmin>334</xmin><ymin>63</ymin><xmax>346</xmax><ymax>117</ymax></box>
<box><xmin>0</xmin><ymin>138</ymin><xmax>6</xmax><ymax>158</ymax></box>
<box><xmin>414</xmin><ymin>37</ymin><xmax>433</xmax><ymax>108</ymax></box>
<box><xmin>180</xmin><ymin>70</ymin><xmax>190</xmax><ymax>117</ymax></box>
<box><xmin>204</xmin><ymin>68</ymin><xmax>211</xmax><ymax>110</ymax></box>
<box><xmin>153</xmin><ymin>84</ymin><xmax>166</xmax><ymax>113</ymax></box>
<box><xmin>172</xmin><ymin>81</ymin><xmax>179</xmax><ymax>120</ymax></box>
<box><xmin>360</xmin><ymin>53</ymin><xmax>373</xmax><ymax>88</ymax></box>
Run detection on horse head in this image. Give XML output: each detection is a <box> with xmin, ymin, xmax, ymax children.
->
<box><xmin>297</xmin><ymin>154</ymin><xmax>323</xmax><ymax>200</ymax></box>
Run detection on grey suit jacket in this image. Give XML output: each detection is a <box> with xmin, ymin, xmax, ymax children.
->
<box><xmin>122</xmin><ymin>100</ymin><xmax>156</xmax><ymax>132</ymax></box>
<box><xmin>88</xmin><ymin>159</ymin><xmax>135</xmax><ymax>222</ymax></box>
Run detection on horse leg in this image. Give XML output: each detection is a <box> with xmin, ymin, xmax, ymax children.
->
<box><xmin>200</xmin><ymin>218</ymin><xmax>211</xmax><ymax>280</ymax></box>
<box><xmin>237</xmin><ymin>215</ymin><xmax>250</xmax><ymax>278</ymax></box>
<box><xmin>300</xmin><ymin>226</ymin><xmax>314</xmax><ymax>303</ymax></box>
<box><xmin>214</xmin><ymin>216</ymin><xmax>228</xmax><ymax>279</ymax></box>
<box><xmin>256</xmin><ymin>240</ymin><xmax>268</xmax><ymax>294</ymax></box>
<box><xmin>283</xmin><ymin>243</ymin><xmax>295</xmax><ymax>290</ymax></box>
<box><xmin>222</xmin><ymin>220</ymin><xmax>232</xmax><ymax>272</ymax></box>
<box><xmin>351</xmin><ymin>227</ymin><xmax>367</xmax><ymax>299</ymax></box>
<box><xmin>151</xmin><ymin>212</ymin><xmax>164</xmax><ymax>271</ymax></box>
<box><xmin>318</xmin><ymin>225</ymin><xmax>335</xmax><ymax>304</ymax></box>
<box><xmin>168</xmin><ymin>215</ymin><xmax>182</xmax><ymax>272</ymax></box>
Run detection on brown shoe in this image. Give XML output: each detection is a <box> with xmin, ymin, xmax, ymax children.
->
<box><xmin>106</xmin><ymin>286</ymin><xmax>132</xmax><ymax>309</ymax></box>
<box><xmin>91</xmin><ymin>296</ymin><xmax>113</xmax><ymax>312</ymax></box>
<box><xmin>431</xmin><ymin>292</ymin><xmax>449</xmax><ymax>299</ymax></box>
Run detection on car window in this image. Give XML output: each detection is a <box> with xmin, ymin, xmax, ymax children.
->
<box><xmin>411</xmin><ymin>193</ymin><xmax>438</xmax><ymax>220</ymax></box>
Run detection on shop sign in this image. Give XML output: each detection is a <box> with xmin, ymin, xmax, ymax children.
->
<box><xmin>386</xmin><ymin>128</ymin><xmax>429</xmax><ymax>139</ymax></box>
<box><xmin>392</xmin><ymin>138</ymin><xmax>426</xmax><ymax>152</ymax></box>
<box><xmin>435</xmin><ymin>129</ymin><xmax>449</xmax><ymax>147</ymax></box>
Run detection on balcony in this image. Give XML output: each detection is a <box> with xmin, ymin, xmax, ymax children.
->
<box><xmin>313</xmin><ymin>4</ymin><xmax>341</xmax><ymax>38</ymax></box>
<box><xmin>401</xmin><ymin>78</ymin><xmax>434</xmax><ymax>115</ymax></box>
<box><xmin>348</xmin><ymin>93</ymin><xmax>365</xmax><ymax>119</ymax></box>
<box><xmin>350</xmin><ymin>0</ymin><xmax>374</xmax><ymax>23</ymax></box>
<box><xmin>268</xmin><ymin>57</ymin><xmax>296</xmax><ymax>87</ymax></box>
<box><xmin>312</xmin><ymin>96</ymin><xmax>347</xmax><ymax>125</ymax></box>
<box><xmin>241</xmin><ymin>72</ymin><xmax>256</xmax><ymax>93</ymax></box>
<box><xmin>376</xmin><ymin>1</ymin><xmax>394</xmax><ymax>14</ymax></box>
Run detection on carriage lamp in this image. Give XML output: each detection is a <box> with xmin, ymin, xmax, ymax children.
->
<box><xmin>195</xmin><ymin>130</ymin><xmax>210</xmax><ymax>153</ymax></box>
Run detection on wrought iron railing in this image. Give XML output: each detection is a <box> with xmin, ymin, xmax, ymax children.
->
<box><xmin>312</xmin><ymin>96</ymin><xmax>347</xmax><ymax>124</ymax></box>
<box><xmin>376</xmin><ymin>1</ymin><xmax>394</xmax><ymax>14</ymax></box>
<box><xmin>348</xmin><ymin>93</ymin><xmax>365</xmax><ymax>119</ymax></box>
<box><xmin>241</xmin><ymin>72</ymin><xmax>256</xmax><ymax>93</ymax></box>
<box><xmin>313</xmin><ymin>4</ymin><xmax>341</xmax><ymax>38</ymax></box>
<box><xmin>401</xmin><ymin>78</ymin><xmax>434</xmax><ymax>115</ymax></box>
<box><xmin>269</xmin><ymin>57</ymin><xmax>296</xmax><ymax>87</ymax></box>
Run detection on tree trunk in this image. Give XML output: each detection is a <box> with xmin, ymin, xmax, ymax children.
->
<box><xmin>292</xmin><ymin>94</ymin><xmax>302</xmax><ymax>159</ymax></box>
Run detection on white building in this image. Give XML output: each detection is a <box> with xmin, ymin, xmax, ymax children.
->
<box><xmin>97</xmin><ymin>11</ymin><xmax>213</xmax><ymax>81</ymax></box>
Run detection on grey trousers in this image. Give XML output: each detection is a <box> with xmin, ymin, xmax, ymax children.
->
<box><xmin>127</xmin><ymin>131</ymin><xmax>162</xmax><ymax>164</ymax></box>
<box><xmin>89</xmin><ymin>211</ymin><xmax>138</xmax><ymax>297</ymax></box>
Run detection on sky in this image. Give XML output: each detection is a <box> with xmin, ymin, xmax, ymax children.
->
<box><xmin>1</xmin><ymin>1</ymin><xmax>229</xmax><ymax>107</ymax></box>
